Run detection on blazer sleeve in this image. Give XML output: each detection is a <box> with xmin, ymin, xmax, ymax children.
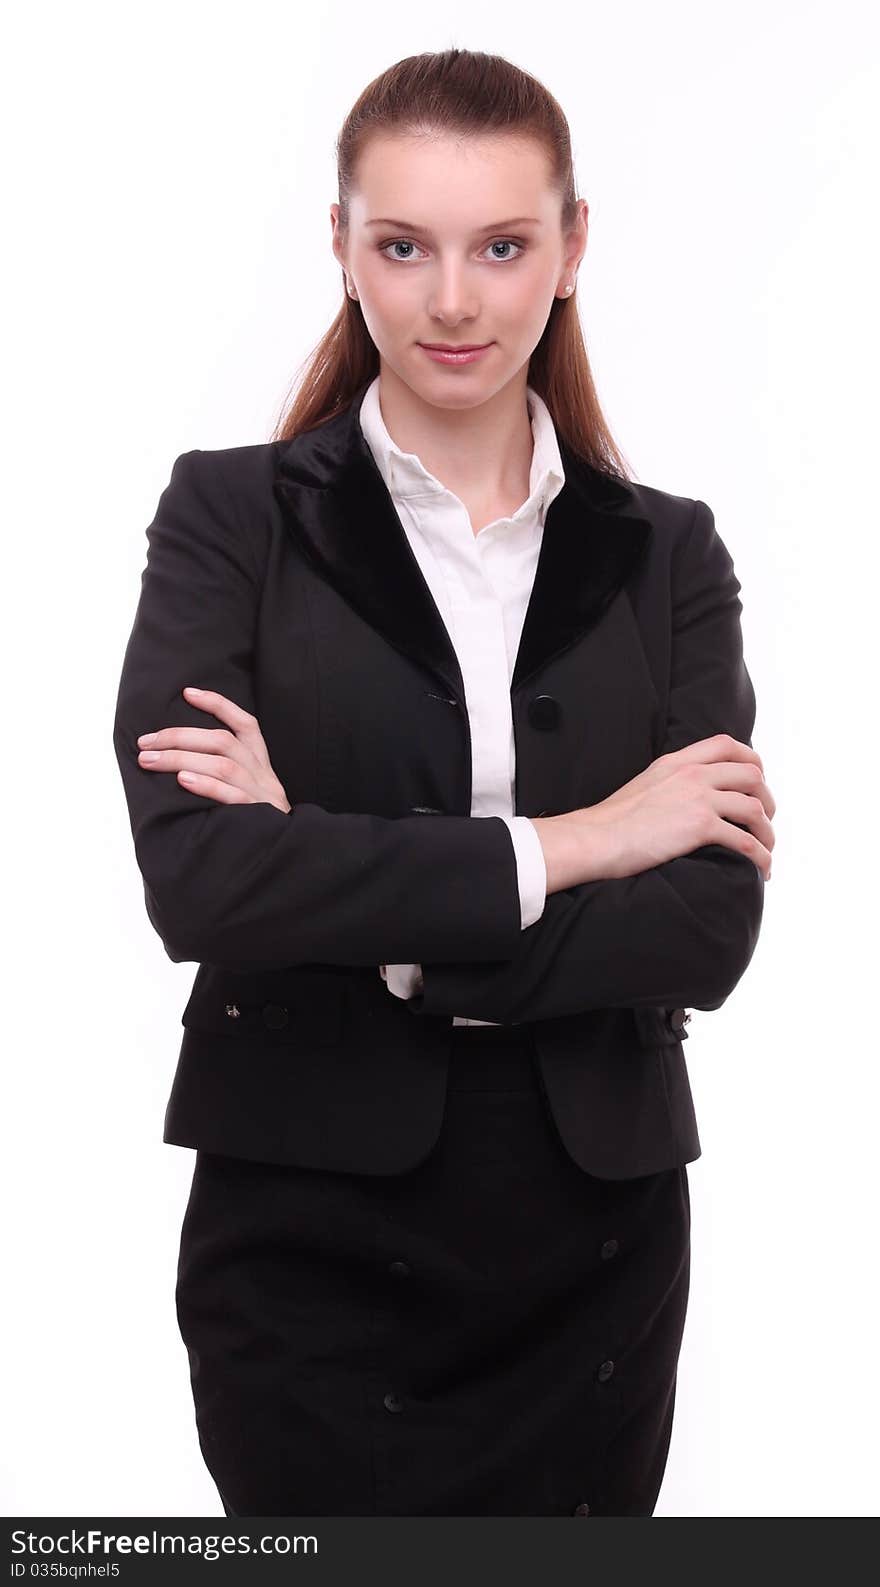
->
<box><xmin>407</xmin><ymin>498</ymin><xmax>766</xmax><ymax>1023</ymax></box>
<box><xmin>112</xmin><ymin>449</ymin><xmax>523</xmax><ymax>972</ymax></box>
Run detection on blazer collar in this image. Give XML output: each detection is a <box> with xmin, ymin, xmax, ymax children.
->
<box><xmin>272</xmin><ymin>381</ymin><xmax>653</xmax><ymax>704</ymax></box>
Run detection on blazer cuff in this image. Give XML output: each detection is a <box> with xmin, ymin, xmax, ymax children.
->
<box><xmin>498</xmin><ymin>815</ymin><xmax>547</xmax><ymax>929</ymax></box>
<box><xmin>379</xmin><ymin>817</ymin><xmax>544</xmax><ymax>1001</ymax></box>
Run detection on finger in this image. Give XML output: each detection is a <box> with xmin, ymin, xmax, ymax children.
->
<box><xmin>707</xmin><ymin>809</ymin><xmax>773</xmax><ymax>880</ymax></box>
<box><xmin>712</xmin><ymin>791</ymin><xmax>775</xmax><ymax>860</ymax></box>
<box><xmin>720</xmin><ymin>767</ymin><xmax>775</xmax><ymax>821</ymax></box>
<box><xmin>137</xmin><ymin>748</ymin><xmax>254</xmax><ymax>790</ymax></box>
<box><xmin>137</xmin><ymin>726</ymin><xmax>259</xmax><ymax>769</ymax></box>
<box><xmin>181</xmin><ymin>687</ymin><xmax>259</xmax><ymax>736</ymax></box>
<box><xmin>702</xmin><ymin>762</ymin><xmax>776</xmax><ymax>819</ymax></box>
<box><xmin>175</xmin><ymin>769</ymin><xmax>254</xmax><ymax>805</ymax></box>
<box><xmin>672</xmin><ymin>734</ymin><xmax>764</xmax><ymax>774</ymax></box>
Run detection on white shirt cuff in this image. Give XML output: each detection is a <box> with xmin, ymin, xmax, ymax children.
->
<box><xmin>380</xmin><ymin>962</ymin><xmax>424</xmax><ymax>999</ymax></box>
<box><xmin>499</xmin><ymin>815</ymin><xmax>547</xmax><ymax>929</ymax></box>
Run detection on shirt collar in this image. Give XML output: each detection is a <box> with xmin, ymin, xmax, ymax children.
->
<box><xmin>358</xmin><ymin>372</ymin><xmax>566</xmax><ymax>524</ymax></box>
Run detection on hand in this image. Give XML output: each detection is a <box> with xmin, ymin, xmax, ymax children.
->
<box><xmin>534</xmin><ymin>734</ymin><xmax>775</xmax><ymax>891</ymax></box>
<box><xmin>137</xmin><ymin>687</ymin><xmax>291</xmax><ymax>814</ymax></box>
<box><xmin>574</xmin><ymin>733</ymin><xmax>775</xmax><ymax>880</ymax></box>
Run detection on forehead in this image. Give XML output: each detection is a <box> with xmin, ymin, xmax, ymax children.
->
<box><xmin>350</xmin><ymin>132</ymin><xmax>557</xmax><ymax>227</ymax></box>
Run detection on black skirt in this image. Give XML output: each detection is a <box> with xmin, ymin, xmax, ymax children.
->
<box><xmin>175</xmin><ymin>1023</ymin><xmax>691</xmax><ymax>1517</ymax></box>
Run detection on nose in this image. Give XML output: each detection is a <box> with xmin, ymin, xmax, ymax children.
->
<box><xmin>427</xmin><ymin>259</ymin><xmax>480</xmax><ymax>322</ymax></box>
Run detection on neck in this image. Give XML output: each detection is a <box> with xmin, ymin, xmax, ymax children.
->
<box><xmin>376</xmin><ymin>362</ymin><xmax>534</xmax><ymax>506</ymax></box>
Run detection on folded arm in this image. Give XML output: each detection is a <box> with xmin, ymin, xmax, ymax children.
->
<box><xmin>112</xmin><ymin>450</ymin><xmax>524</xmax><ymax>972</ymax></box>
<box><xmin>404</xmin><ymin>498</ymin><xmax>765</xmax><ymax>1024</ymax></box>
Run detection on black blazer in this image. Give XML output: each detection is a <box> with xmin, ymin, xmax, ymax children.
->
<box><xmin>112</xmin><ymin>383</ymin><xmax>764</xmax><ymax>1180</ymax></box>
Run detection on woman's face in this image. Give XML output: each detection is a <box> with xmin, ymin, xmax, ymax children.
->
<box><xmin>331</xmin><ymin>131</ymin><xmax>587</xmax><ymax>410</ymax></box>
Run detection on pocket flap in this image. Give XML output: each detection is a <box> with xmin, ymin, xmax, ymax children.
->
<box><xmin>181</xmin><ymin>966</ymin><xmax>347</xmax><ymax>1045</ymax></box>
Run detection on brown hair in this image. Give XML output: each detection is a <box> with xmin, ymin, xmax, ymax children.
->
<box><xmin>269</xmin><ymin>47</ymin><xmax>634</xmax><ymax>480</ymax></box>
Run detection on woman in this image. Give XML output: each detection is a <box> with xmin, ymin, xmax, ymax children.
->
<box><xmin>113</xmin><ymin>49</ymin><xmax>773</xmax><ymax>1517</ymax></box>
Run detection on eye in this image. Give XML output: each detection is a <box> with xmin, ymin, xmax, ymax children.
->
<box><xmin>486</xmin><ymin>240</ymin><xmax>525</xmax><ymax>261</ymax></box>
<box><xmin>486</xmin><ymin>239</ymin><xmax>523</xmax><ymax>262</ymax></box>
<box><xmin>379</xmin><ymin>238</ymin><xmax>525</xmax><ymax>263</ymax></box>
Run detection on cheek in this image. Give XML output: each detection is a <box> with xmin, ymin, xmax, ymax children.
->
<box><xmin>500</xmin><ymin>266</ymin><xmax>553</xmax><ymax>320</ymax></box>
<box><xmin>359</xmin><ymin>273</ymin><xmax>419</xmax><ymax>335</ymax></box>
<box><xmin>499</xmin><ymin>301</ymin><xmax>549</xmax><ymax>350</ymax></box>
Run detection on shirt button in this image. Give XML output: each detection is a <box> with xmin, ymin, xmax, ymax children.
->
<box><xmin>597</xmin><ymin>1359</ymin><xmax>615</xmax><ymax>1382</ymax></box>
<box><xmin>600</xmin><ymin>1239</ymin><xmax>619</xmax><ymax>1260</ymax></box>
<box><xmin>383</xmin><ymin>1391</ymin><xmax>404</xmax><ymax>1413</ymax></box>
<box><xmin>388</xmin><ymin>1260</ymin><xmax>411</xmax><ymax>1278</ymax></box>
<box><xmin>573</xmin><ymin>1501</ymin><xmax>591</xmax><ymax>1516</ymax></box>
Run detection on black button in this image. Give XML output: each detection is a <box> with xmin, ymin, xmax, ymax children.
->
<box><xmin>600</xmin><ymin>1239</ymin><xmax>619</xmax><ymax>1261</ymax></box>
<box><xmin>573</xmin><ymin>1501</ymin><xmax>591</xmax><ymax>1516</ymax></box>
<box><xmin>388</xmin><ymin>1260</ymin><xmax>411</xmax><ymax>1278</ymax></box>
<box><xmin>262</xmin><ymin>1003</ymin><xmax>289</xmax><ymax>1030</ymax></box>
<box><xmin>597</xmin><ymin>1359</ymin><xmax>615</xmax><ymax>1382</ymax></box>
<box><xmin>527</xmin><ymin>694</ymin><xmax>560</xmax><ymax>730</ymax></box>
<box><xmin>383</xmin><ymin>1391</ymin><xmax>404</xmax><ymax>1413</ymax></box>
<box><xmin>668</xmin><ymin>1007</ymin><xmax>690</xmax><ymax>1035</ymax></box>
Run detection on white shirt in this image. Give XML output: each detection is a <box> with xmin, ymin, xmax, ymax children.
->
<box><xmin>358</xmin><ymin>373</ymin><xmax>566</xmax><ymax>1025</ymax></box>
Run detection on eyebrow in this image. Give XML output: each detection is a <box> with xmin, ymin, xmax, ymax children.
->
<box><xmin>364</xmin><ymin>216</ymin><xmax>542</xmax><ymax>234</ymax></box>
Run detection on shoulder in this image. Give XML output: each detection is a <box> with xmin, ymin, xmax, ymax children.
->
<box><xmin>170</xmin><ymin>442</ymin><xmax>290</xmax><ymax>543</ymax></box>
<box><xmin>154</xmin><ymin>444</ymin><xmax>287</xmax><ymax>585</ymax></box>
<box><xmin>621</xmin><ymin>476</ymin><xmax>734</xmax><ymax>570</ymax></box>
<box><xmin>623</xmin><ymin>476</ymin><xmax>702</xmax><ymax>539</ymax></box>
<box><xmin>609</xmin><ymin>476</ymin><xmax>745</xmax><ymax>615</ymax></box>
<box><xmin>177</xmin><ymin>440</ymin><xmax>286</xmax><ymax>496</ymax></box>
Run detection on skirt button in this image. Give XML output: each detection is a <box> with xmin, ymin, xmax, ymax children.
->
<box><xmin>573</xmin><ymin>1501</ymin><xmax>591</xmax><ymax>1516</ymax></box>
<box><xmin>596</xmin><ymin>1359</ymin><xmax>615</xmax><ymax>1382</ymax></box>
<box><xmin>383</xmin><ymin>1391</ymin><xmax>404</xmax><ymax>1413</ymax></box>
<box><xmin>600</xmin><ymin>1238</ymin><xmax>619</xmax><ymax>1260</ymax></box>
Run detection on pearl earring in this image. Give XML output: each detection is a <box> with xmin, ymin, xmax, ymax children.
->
<box><xmin>564</xmin><ymin>283</ymin><xmax>574</xmax><ymax>295</ymax></box>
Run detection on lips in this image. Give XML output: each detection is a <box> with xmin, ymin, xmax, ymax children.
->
<box><xmin>419</xmin><ymin>342</ymin><xmax>494</xmax><ymax>366</ymax></box>
<box><xmin>419</xmin><ymin>343</ymin><xmax>491</xmax><ymax>351</ymax></box>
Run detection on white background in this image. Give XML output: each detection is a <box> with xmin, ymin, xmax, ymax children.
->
<box><xmin>4</xmin><ymin>0</ymin><xmax>878</xmax><ymax>1518</ymax></box>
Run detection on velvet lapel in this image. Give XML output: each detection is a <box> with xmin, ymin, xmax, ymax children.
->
<box><xmin>272</xmin><ymin>383</ymin><xmax>654</xmax><ymax>703</ymax></box>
